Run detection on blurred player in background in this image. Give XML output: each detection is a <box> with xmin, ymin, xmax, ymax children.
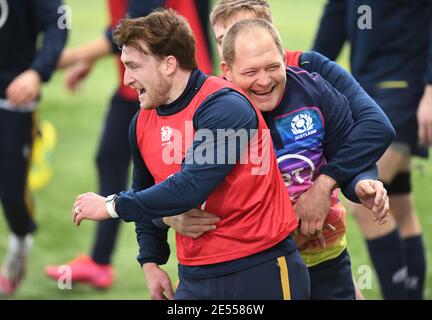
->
<box><xmin>44</xmin><ymin>0</ymin><xmax>213</xmax><ymax>290</ymax></box>
<box><xmin>0</xmin><ymin>0</ymin><xmax>67</xmax><ymax>295</ymax></box>
<box><xmin>313</xmin><ymin>0</ymin><xmax>431</xmax><ymax>299</ymax></box>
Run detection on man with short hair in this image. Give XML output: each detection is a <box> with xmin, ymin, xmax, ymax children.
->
<box><xmin>207</xmin><ymin>0</ymin><xmax>395</xmax><ymax>242</ymax></box>
<box><xmin>218</xmin><ymin>17</ymin><xmax>393</xmax><ymax>300</ymax></box>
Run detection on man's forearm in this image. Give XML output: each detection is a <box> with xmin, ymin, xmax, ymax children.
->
<box><xmin>58</xmin><ymin>36</ymin><xmax>111</xmax><ymax>68</ymax></box>
<box><xmin>313</xmin><ymin>174</ymin><xmax>338</xmax><ymax>195</ymax></box>
<box><xmin>143</xmin><ymin>262</ymin><xmax>159</xmax><ymax>273</ymax></box>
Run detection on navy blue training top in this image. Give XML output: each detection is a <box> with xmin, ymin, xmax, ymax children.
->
<box><xmin>313</xmin><ymin>0</ymin><xmax>432</xmax><ymax>85</ymax></box>
<box><xmin>0</xmin><ymin>0</ymin><xmax>68</xmax><ymax>98</ymax></box>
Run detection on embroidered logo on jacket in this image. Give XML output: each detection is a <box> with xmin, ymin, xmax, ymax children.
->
<box><xmin>161</xmin><ymin>126</ymin><xmax>173</xmax><ymax>146</ymax></box>
<box><xmin>291</xmin><ymin>113</ymin><xmax>316</xmax><ymax>140</ymax></box>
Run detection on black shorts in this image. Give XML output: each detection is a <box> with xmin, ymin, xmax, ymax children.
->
<box><xmin>364</xmin><ymin>84</ymin><xmax>428</xmax><ymax>157</ymax></box>
<box><xmin>175</xmin><ymin>249</ymin><xmax>310</xmax><ymax>300</ymax></box>
<box><xmin>0</xmin><ymin>108</ymin><xmax>37</xmax><ymax>235</ymax></box>
<box><xmin>308</xmin><ymin>249</ymin><xmax>356</xmax><ymax>300</ymax></box>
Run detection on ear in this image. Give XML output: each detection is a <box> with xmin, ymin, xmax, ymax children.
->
<box><xmin>221</xmin><ymin>61</ymin><xmax>233</xmax><ymax>81</ymax></box>
<box><xmin>162</xmin><ymin>55</ymin><xmax>177</xmax><ymax>76</ymax></box>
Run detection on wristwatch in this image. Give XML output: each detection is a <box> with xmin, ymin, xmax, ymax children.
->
<box><xmin>105</xmin><ymin>194</ymin><xmax>119</xmax><ymax>218</ymax></box>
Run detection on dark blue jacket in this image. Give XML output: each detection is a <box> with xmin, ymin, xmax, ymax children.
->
<box><xmin>313</xmin><ymin>0</ymin><xmax>432</xmax><ymax>85</ymax></box>
<box><xmin>0</xmin><ymin>0</ymin><xmax>68</xmax><ymax>98</ymax></box>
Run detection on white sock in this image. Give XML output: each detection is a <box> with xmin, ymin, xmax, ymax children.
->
<box><xmin>2</xmin><ymin>233</ymin><xmax>33</xmax><ymax>279</ymax></box>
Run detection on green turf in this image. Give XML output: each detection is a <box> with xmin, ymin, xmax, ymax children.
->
<box><xmin>0</xmin><ymin>0</ymin><xmax>430</xmax><ymax>300</ymax></box>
